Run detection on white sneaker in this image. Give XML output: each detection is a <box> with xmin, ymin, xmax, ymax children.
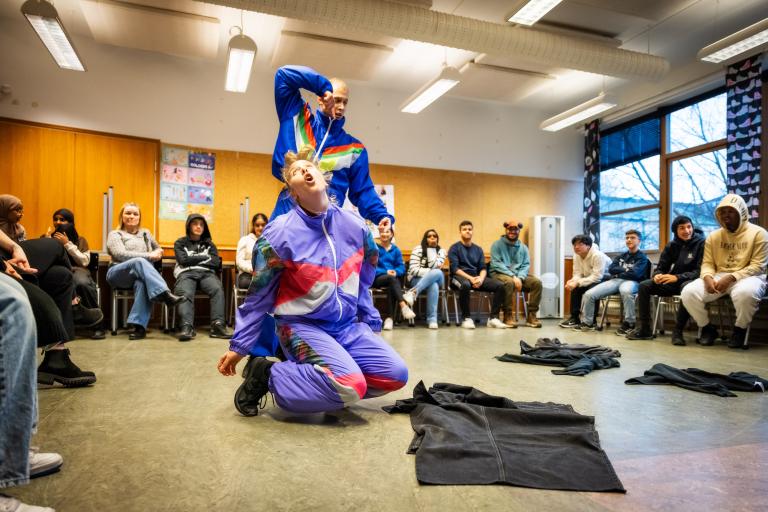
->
<box><xmin>0</xmin><ymin>494</ymin><xmax>55</xmax><ymax>512</ymax></box>
<box><xmin>402</xmin><ymin>290</ymin><xmax>415</xmax><ymax>307</ymax></box>
<box><xmin>487</xmin><ymin>318</ymin><xmax>508</xmax><ymax>329</ymax></box>
<box><xmin>382</xmin><ymin>318</ymin><xmax>393</xmax><ymax>331</ymax></box>
<box><xmin>28</xmin><ymin>448</ymin><xmax>63</xmax><ymax>478</ymax></box>
<box><xmin>461</xmin><ymin>318</ymin><xmax>475</xmax><ymax>329</ymax></box>
<box><xmin>400</xmin><ymin>305</ymin><xmax>416</xmax><ymax>320</ymax></box>
<box><xmin>428</xmin><ymin>322</ymin><xmax>438</xmax><ymax>330</ymax></box>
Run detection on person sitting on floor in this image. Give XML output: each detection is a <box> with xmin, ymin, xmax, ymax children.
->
<box><xmin>406</xmin><ymin>229</ymin><xmax>446</xmax><ymax>330</ymax></box>
<box><xmin>680</xmin><ymin>194</ymin><xmax>767</xmax><ymax>348</ymax></box>
<box><xmin>447</xmin><ymin>220</ymin><xmax>507</xmax><ymax>329</ymax></box>
<box><xmin>559</xmin><ymin>234</ymin><xmax>611</xmax><ymax>329</ymax></box>
<box><xmin>373</xmin><ymin>226</ymin><xmax>415</xmax><ymax>331</ymax></box>
<box><xmin>236</xmin><ymin>213</ymin><xmax>268</xmax><ymax>290</ymax></box>
<box><xmin>627</xmin><ymin>215</ymin><xmax>705</xmax><ymax>341</ymax></box>
<box><xmin>173</xmin><ymin>213</ymin><xmax>232</xmax><ymax>342</ymax></box>
<box><xmin>578</xmin><ymin>230</ymin><xmax>650</xmax><ymax>333</ymax></box>
<box><xmin>489</xmin><ymin>219</ymin><xmax>543</xmax><ymax>328</ymax></box>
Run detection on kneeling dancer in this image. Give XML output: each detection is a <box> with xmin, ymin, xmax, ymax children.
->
<box><xmin>218</xmin><ymin>146</ymin><xmax>408</xmax><ymax>416</ymax></box>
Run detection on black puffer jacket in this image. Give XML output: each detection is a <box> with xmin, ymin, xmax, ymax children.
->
<box><xmin>654</xmin><ymin>227</ymin><xmax>705</xmax><ymax>282</ymax></box>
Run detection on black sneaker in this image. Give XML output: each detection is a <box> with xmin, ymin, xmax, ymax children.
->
<box><xmin>128</xmin><ymin>323</ymin><xmax>146</xmax><ymax>340</ymax></box>
<box><xmin>210</xmin><ymin>320</ymin><xmax>233</xmax><ymax>339</ymax></box>
<box><xmin>728</xmin><ymin>327</ymin><xmax>747</xmax><ymax>349</ymax></box>
<box><xmin>177</xmin><ymin>324</ymin><xmax>195</xmax><ymax>342</ymax></box>
<box><xmin>90</xmin><ymin>328</ymin><xmax>106</xmax><ymax>340</ymax></box>
<box><xmin>154</xmin><ymin>291</ymin><xmax>187</xmax><ymax>307</ymax></box>
<box><xmin>234</xmin><ymin>357</ymin><xmax>274</xmax><ymax>416</ymax></box>
<box><xmin>616</xmin><ymin>321</ymin><xmax>635</xmax><ymax>336</ymax></box>
<box><xmin>697</xmin><ymin>324</ymin><xmax>718</xmax><ymax>346</ymax></box>
<box><xmin>626</xmin><ymin>327</ymin><xmax>654</xmax><ymax>340</ymax></box>
<box><xmin>671</xmin><ymin>330</ymin><xmax>686</xmax><ymax>346</ymax></box>
<box><xmin>559</xmin><ymin>317</ymin><xmax>580</xmax><ymax>328</ymax></box>
<box><xmin>72</xmin><ymin>303</ymin><xmax>104</xmax><ymax>328</ymax></box>
<box><xmin>577</xmin><ymin>322</ymin><xmax>596</xmax><ymax>331</ymax></box>
<box><xmin>37</xmin><ymin>348</ymin><xmax>97</xmax><ymax>387</ymax></box>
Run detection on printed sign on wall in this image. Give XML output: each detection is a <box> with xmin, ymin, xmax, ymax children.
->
<box><xmin>160</xmin><ymin>146</ymin><xmax>216</xmax><ymax>221</ymax></box>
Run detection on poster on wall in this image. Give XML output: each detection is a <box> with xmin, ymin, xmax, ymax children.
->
<box><xmin>159</xmin><ymin>145</ymin><xmax>216</xmax><ymax>221</ymax></box>
<box><xmin>343</xmin><ymin>184</ymin><xmax>394</xmax><ymax>239</ymax></box>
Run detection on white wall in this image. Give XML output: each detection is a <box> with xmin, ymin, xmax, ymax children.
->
<box><xmin>0</xmin><ymin>17</ymin><xmax>583</xmax><ymax>181</ymax></box>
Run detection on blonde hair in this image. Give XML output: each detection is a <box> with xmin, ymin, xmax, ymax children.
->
<box><xmin>117</xmin><ymin>202</ymin><xmax>141</xmax><ymax>230</ymax></box>
<box><xmin>281</xmin><ymin>144</ymin><xmax>317</xmax><ymax>184</ymax></box>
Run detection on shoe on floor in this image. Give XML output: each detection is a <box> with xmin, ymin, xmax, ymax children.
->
<box><xmin>37</xmin><ymin>349</ymin><xmax>96</xmax><ymax>387</ymax></box>
<box><xmin>0</xmin><ymin>494</ymin><xmax>55</xmax><ymax>512</ymax></box>
<box><xmin>128</xmin><ymin>323</ymin><xmax>146</xmax><ymax>341</ymax></box>
<box><xmin>487</xmin><ymin>318</ymin><xmax>507</xmax><ymax>329</ymax></box>
<box><xmin>90</xmin><ymin>328</ymin><xmax>106</xmax><ymax>340</ymax></box>
<box><xmin>525</xmin><ymin>312</ymin><xmax>542</xmax><ymax>328</ymax></box>
<box><xmin>209</xmin><ymin>320</ymin><xmax>232</xmax><ymax>339</ymax></box>
<box><xmin>697</xmin><ymin>324</ymin><xmax>719</xmax><ymax>346</ymax></box>
<box><xmin>400</xmin><ymin>304</ymin><xmax>416</xmax><ymax>320</ymax></box>
<box><xmin>626</xmin><ymin>327</ymin><xmax>655</xmax><ymax>340</ymax></box>
<box><xmin>616</xmin><ymin>321</ymin><xmax>635</xmax><ymax>336</ymax></box>
<box><xmin>428</xmin><ymin>322</ymin><xmax>438</xmax><ymax>330</ymax></box>
<box><xmin>29</xmin><ymin>448</ymin><xmax>63</xmax><ymax>479</ymax></box>
<box><xmin>503</xmin><ymin>312</ymin><xmax>517</xmax><ymax>328</ymax></box>
<box><xmin>559</xmin><ymin>317</ymin><xmax>580</xmax><ymax>328</ymax></box>
<box><xmin>576</xmin><ymin>322</ymin><xmax>596</xmax><ymax>331</ymax></box>
<box><xmin>154</xmin><ymin>290</ymin><xmax>187</xmax><ymax>307</ymax></box>
<box><xmin>72</xmin><ymin>303</ymin><xmax>103</xmax><ymax>328</ymax></box>
<box><xmin>461</xmin><ymin>318</ymin><xmax>475</xmax><ymax>329</ymax></box>
<box><xmin>382</xmin><ymin>318</ymin><xmax>394</xmax><ymax>331</ymax></box>
<box><xmin>402</xmin><ymin>290</ymin><xmax>415</xmax><ymax>307</ymax></box>
<box><xmin>177</xmin><ymin>323</ymin><xmax>195</xmax><ymax>342</ymax></box>
<box><xmin>234</xmin><ymin>357</ymin><xmax>274</xmax><ymax>416</ymax></box>
<box><xmin>671</xmin><ymin>330</ymin><xmax>686</xmax><ymax>346</ymax></box>
<box><xmin>728</xmin><ymin>326</ymin><xmax>748</xmax><ymax>349</ymax></box>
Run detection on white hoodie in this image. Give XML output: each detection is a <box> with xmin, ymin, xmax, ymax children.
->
<box><xmin>573</xmin><ymin>243</ymin><xmax>612</xmax><ymax>287</ymax></box>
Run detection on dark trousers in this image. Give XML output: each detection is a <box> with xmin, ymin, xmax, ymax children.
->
<box><xmin>636</xmin><ymin>279</ymin><xmax>693</xmax><ymax>331</ymax></box>
<box><xmin>451</xmin><ymin>275</ymin><xmax>504</xmax><ymax>319</ymax></box>
<box><xmin>73</xmin><ymin>267</ymin><xmax>99</xmax><ymax>309</ymax></box>
<box><xmin>569</xmin><ymin>282</ymin><xmax>599</xmax><ymax>322</ymax></box>
<box><xmin>17</xmin><ymin>278</ymin><xmax>70</xmax><ymax>347</ymax></box>
<box><xmin>237</xmin><ymin>272</ymin><xmax>252</xmax><ymax>289</ymax></box>
<box><xmin>174</xmin><ymin>270</ymin><xmax>226</xmax><ymax>327</ymax></box>
<box><xmin>372</xmin><ymin>273</ymin><xmax>405</xmax><ymax>317</ymax></box>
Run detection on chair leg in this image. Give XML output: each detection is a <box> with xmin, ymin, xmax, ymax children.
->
<box><xmin>653</xmin><ymin>296</ymin><xmax>662</xmax><ymax>335</ymax></box>
<box><xmin>111</xmin><ymin>292</ymin><xmax>117</xmax><ymax>336</ymax></box>
<box><xmin>744</xmin><ymin>324</ymin><xmax>751</xmax><ymax>348</ymax></box>
<box><xmin>597</xmin><ymin>298</ymin><xmax>607</xmax><ymax>331</ymax></box>
<box><xmin>452</xmin><ymin>292</ymin><xmax>460</xmax><ymax>326</ymax></box>
<box><xmin>163</xmin><ymin>304</ymin><xmax>169</xmax><ymax>334</ymax></box>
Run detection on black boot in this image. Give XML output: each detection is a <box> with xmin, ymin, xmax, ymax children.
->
<box><xmin>697</xmin><ymin>324</ymin><xmax>719</xmax><ymax>346</ymax></box>
<box><xmin>671</xmin><ymin>330</ymin><xmax>686</xmax><ymax>346</ymax></box>
<box><xmin>209</xmin><ymin>320</ymin><xmax>232</xmax><ymax>339</ymax></box>
<box><xmin>177</xmin><ymin>324</ymin><xmax>195</xmax><ymax>342</ymax></box>
<box><xmin>627</xmin><ymin>325</ymin><xmax>655</xmax><ymax>340</ymax></box>
<box><xmin>154</xmin><ymin>291</ymin><xmax>187</xmax><ymax>307</ymax></box>
<box><xmin>128</xmin><ymin>323</ymin><xmax>146</xmax><ymax>340</ymax></box>
<box><xmin>728</xmin><ymin>326</ymin><xmax>748</xmax><ymax>349</ymax></box>
<box><xmin>73</xmin><ymin>303</ymin><xmax>104</xmax><ymax>328</ymax></box>
<box><xmin>234</xmin><ymin>357</ymin><xmax>274</xmax><ymax>416</ymax></box>
<box><xmin>37</xmin><ymin>348</ymin><xmax>97</xmax><ymax>387</ymax></box>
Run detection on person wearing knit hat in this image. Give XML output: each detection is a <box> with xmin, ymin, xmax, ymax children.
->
<box><xmin>626</xmin><ymin>215</ymin><xmax>705</xmax><ymax>342</ymax></box>
<box><xmin>489</xmin><ymin>219</ymin><xmax>542</xmax><ymax>327</ymax></box>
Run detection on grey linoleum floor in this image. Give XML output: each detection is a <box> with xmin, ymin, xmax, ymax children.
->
<box><xmin>12</xmin><ymin>320</ymin><xmax>768</xmax><ymax>512</ymax></box>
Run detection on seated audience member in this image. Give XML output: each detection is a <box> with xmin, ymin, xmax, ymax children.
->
<box><xmin>173</xmin><ymin>213</ymin><xmax>232</xmax><ymax>342</ymax></box>
<box><xmin>680</xmin><ymin>194</ymin><xmax>768</xmax><ymax>348</ymax></box>
<box><xmin>374</xmin><ymin>226</ymin><xmax>415</xmax><ymax>330</ymax></box>
<box><xmin>406</xmin><ymin>229</ymin><xmax>446</xmax><ymax>330</ymax></box>
<box><xmin>45</xmin><ymin>208</ymin><xmax>106</xmax><ymax>339</ymax></box>
<box><xmin>106</xmin><ymin>202</ymin><xmax>186</xmax><ymax>340</ymax></box>
<box><xmin>0</xmin><ymin>194</ymin><xmax>26</xmax><ymax>242</ymax></box>
<box><xmin>627</xmin><ymin>216</ymin><xmax>705</xmax><ymax>341</ymax></box>
<box><xmin>0</xmin><ymin>272</ymin><xmax>63</xmax><ymax>512</ymax></box>
<box><xmin>1</xmin><ymin>230</ymin><xmax>96</xmax><ymax>387</ymax></box>
<box><xmin>578</xmin><ymin>230</ymin><xmax>650</xmax><ymax>333</ymax></box>
<box><xmin>489</xmin><ymin>220</ymin><xmax>543</xmax><ymax>328</ymax></box>
<box><xmin>236</xmin><ymin>213</ymin><xmax>268</xmax><ymax>289</ymax></box>
<box><xmin>559</xmin><ymin>235</ymin><xmax>611</xmax><ymax>328</ymax></box>
<box><xmin>447</xmin><ymin>220</ymin><xmax>506</xmax><ymax>329</ymax></box>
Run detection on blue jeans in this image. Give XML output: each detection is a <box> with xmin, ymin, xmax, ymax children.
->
<box><xmin>106</xmin><ymin>258</ymin><xmax>170</xmax><ymax>327</ymax></box>
<box><xmin>582</xmin><ymin>279</ymin><xmax>639</xmax><ymax>325</ymax></box>
<box><xmin>410</xmin><ymin>269</ymin><xmax>444</xmax><ymax>324</ymax></box>
<box><xmin>0</xmin><ymin>274</ymin><xmax>37</xmax><ymax>488</ymax></box>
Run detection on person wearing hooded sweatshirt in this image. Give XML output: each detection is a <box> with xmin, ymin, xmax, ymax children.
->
<box><xmin>559</xmin><ymin>234</ymin><xmax>612</xmax><ymax>328</ymax></box>
<box><xmin>173</xmin><ymin>214</ymin><xmax>232</xmax><ymax>342</ymax></box>
<box><xmin>627</xmin><ymin>215</ymin><xmax>705</xmax><ymax>341</ymax></box>
<box><xmin>680</xmin><ymin>194</ymin><xmax>768</xmax><ymax>348</ymax></box>
<box><xmin>490</xmin><ymin>219</ymin><xmax>542</xmax><ymax>328</ymax></box>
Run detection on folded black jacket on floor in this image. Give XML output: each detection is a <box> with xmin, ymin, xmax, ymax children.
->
<box><xmin>625</xmin><ymin>363</ymin><xmax>768</xmax><ymax>397</ymax></box>
<box><xmin>384</xmin><ymin>381</ymin><xmax>626</xmax><ymax>493</ymax></box>
<box><xmin>496</xmin><ymin>338</ymin><xmax>621</xmax><ymax>376</ymax></box>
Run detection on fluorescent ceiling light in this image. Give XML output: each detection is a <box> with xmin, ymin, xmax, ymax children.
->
<box><xmin>540</xmin><ymin>93</ymin><xmax>617</xmax><ymax>132</ymax></box>
<box><xmin>21</xmin><ymin>0</ymin><xmax>85</xmax><ymax>71</ymax></box>
<box><xmin>698</xmin><ymin>18</ymin><xmax>768</xmax><ymax>63</ymax></box>
<box><xmin>508</xmin><ymin>0</ymin><xmax>564</xmax><ymax>26</ymax></box>
<box><xmin>401</xmin><ymin>66</ymin><xmax>461</xmax><ymax>114</ymax></box>
<box><xmin>225</xmin><ymin>33</ymin><xmax>257</xmax><ymax>93</ymax></box>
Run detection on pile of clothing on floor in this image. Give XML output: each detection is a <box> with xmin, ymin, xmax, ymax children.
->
<box><xmin>496</xmin><ymin>338</ymin><xmax>621</xmax><ymax>376</ymax></box>
<box><xmin>626</xmin><ymin>363</ymin><xmax>768</xmax><ymax>397</ymax></box>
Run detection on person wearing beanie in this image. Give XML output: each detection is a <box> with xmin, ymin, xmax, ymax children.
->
<box><xmin>489</xmin><ymin>219</ymin><xmax>542</xmax><ymax>327</ymax></box>
<box><xmin>627</xmin><ymin>215</ymin><xmax>705</xmax><ymax>342</ymax></box>
<box><xmin>680</xmin><ymin>194</ymin><xmax>768</xmax><ymax>348</ymax></box>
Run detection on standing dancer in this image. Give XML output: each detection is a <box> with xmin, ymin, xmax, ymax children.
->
<box><xmin>218</xmin><ymin>146</ymin><xmax>408</xmax><ymax>416</ymax></box>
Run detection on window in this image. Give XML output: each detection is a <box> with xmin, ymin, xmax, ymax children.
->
<box><xmin>670</xmin><ymin>150</ymin><xmax>727</xmax><ymax>236</ymax></box>
<box><xmin>668</xmin><ymin>93</ymin><xmax>727</xmax><ymax>152</ymax></box>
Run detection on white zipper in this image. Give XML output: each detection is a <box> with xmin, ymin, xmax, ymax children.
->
<box><xmin>321</xmin><ymin>215</ymin><xmax>343</xmax><ymax>321</ymax></box>
<box><xmin>313</xmin><ymin>118</ymin><xmax>333</xmax><ymax>165</ymax></box>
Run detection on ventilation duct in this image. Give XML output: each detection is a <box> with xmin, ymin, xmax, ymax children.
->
<box><xmin>202</xmin><ymin>0</ymin><xmax>669</xmax><ymax>80</ymax></box>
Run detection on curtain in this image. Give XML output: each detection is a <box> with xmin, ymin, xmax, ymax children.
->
<box><xmin>583</xmin><ymin>120</ymin><xmax>600</xmax><ymax>242</ymax></box>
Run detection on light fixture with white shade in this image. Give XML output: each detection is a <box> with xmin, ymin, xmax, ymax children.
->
<box><xmin>698</xmin><ymin>18</ymin><xmax>768</xmax><ymax>64</ymax></box>
<box><xmin>508</xmin><ymin>0</ymin><xmax>564</xmax><ymax>26</ymax></box>
<box><xmin>225</xmin><ymin>31</ymin><xmax>257</xmax><ymax>93</ymax></box>
<box><xmin>540</xmin><ymin>93</ymin><xmax>617</xmax><ymax>132</ymax></box>
<box><xmin>21</xmin><ymin>0</ymin><xmax>85</xmax><ymax>71</ymax></box>
<box><xmin>400</xmin><ymin>66</ymin><xmax>461</xmax><ymax>114</ymax></box>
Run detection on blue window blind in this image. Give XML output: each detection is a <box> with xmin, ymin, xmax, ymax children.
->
<box><xmin>600</xmin><ymin>117</ymin><xmax>660</xmax><ymax>170</ymax></box>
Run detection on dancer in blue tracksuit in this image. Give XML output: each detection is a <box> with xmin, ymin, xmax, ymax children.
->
<box><xmin>218</xmin><ymin>146</ymin><xmax>408</xmax><ymax>417</ymax></box>
<box><xmin>269</xmin><ymin>65</ymin><xmax>393</xmax><ymax>230</ymax></box>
